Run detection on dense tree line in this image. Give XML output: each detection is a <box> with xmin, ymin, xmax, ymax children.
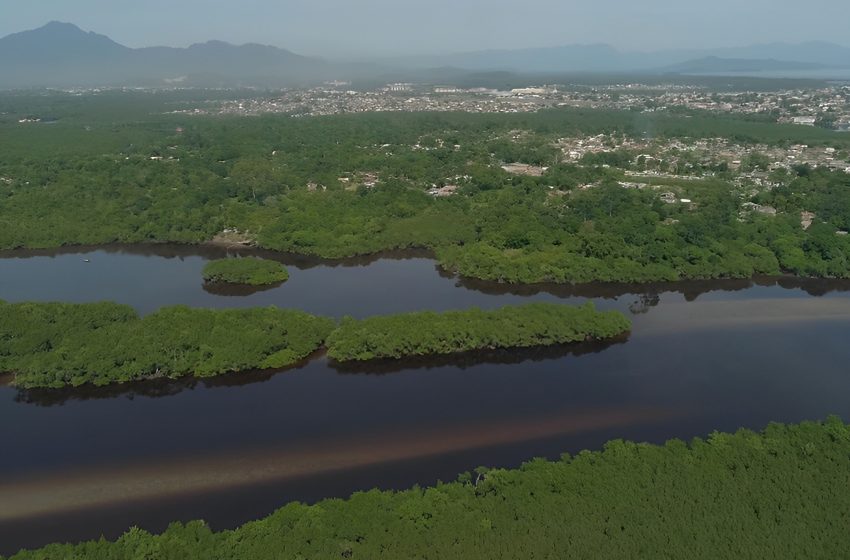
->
<box><xmin>326</xmin><ymin>303</ymin><xmax>630</xmax><ymax>362</ymax></box>
<box><xmin>0</xmin><ymin>300</ymin><xmax>626</xmax><ymax>387</ymax></box>
<box><xmin>0</xmin><ymin>301</ymin><xmax>334</xmax><ymax>388</ymax></box>
<box><xmin>203</xmin><ymin>257</ymin><xmax>289</xmax><ymax>286</ymax></box>
<box><xmin>6</xmin><ymin>417</ymin><xmax>850</xmax><ymax>559</ymax></box>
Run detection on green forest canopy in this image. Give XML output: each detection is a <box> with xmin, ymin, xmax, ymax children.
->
<box><xmin>326</xmin><ymin>302</ymin><xmax>630</xmax><ymax>362</ymax></box>
<box><xmin>0</xmin><ymin>300</ymin><xmax>626</xmax><ymax>388</ymax></box>
<box><xmin>0</xmin><ymin>301</ymin><xmax>334</xmax><ymax>389</ymax></box>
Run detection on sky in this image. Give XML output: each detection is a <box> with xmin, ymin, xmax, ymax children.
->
<box><xmin>2</xmin><ymin>0</ymin><xmax>849</xmax><ymax>58</ymax></box>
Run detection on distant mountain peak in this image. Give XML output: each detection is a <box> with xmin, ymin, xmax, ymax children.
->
<box><xmin>192</xmin><ymin>39</ymin><xmax>233</xmax><ymax>48</ymax></box>
<box><xmin>0</xmin><ymin>21</ymin><xmax>329</xmax><ymax>88</ymax></box>
<box><xmin>0</xmin><ymin>20</ymin><xmax>128</xmax><ymax>52</ymax></box>
<box><xmin>41</xmin><ymin>21</ymin><xmax>84</xmax><ymax>31</ymax></box>
<box><xmin>23</xmin><ymin>21</ymin><xmax>105</xmax><ymax>41</ymax></box>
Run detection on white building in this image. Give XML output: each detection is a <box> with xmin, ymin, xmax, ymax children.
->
<box><xmin>792</xmin><ymin>116</ymin><xmax>817</xmax><ymax>126</ymax></box>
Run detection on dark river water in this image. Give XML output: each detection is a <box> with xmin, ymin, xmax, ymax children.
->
<box><xmin>2</xmin><ymin>244</ymin><xmax>850</xmax><ymax>555</ymax></box>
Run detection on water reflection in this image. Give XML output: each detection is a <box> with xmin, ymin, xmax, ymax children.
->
<box><xmin>453</xmin><ymin>271</ymin><xmax>850</xmax><ymax>300</ymax></box>
<box><xmin>3</xmin><ymin>244</ymin><xmax>850</xmax><ymax>313</ymax></box>
<box><xmin>0</xmin><ymin>243</ymin><xmax>434</xmax><ymax>270</ymax></box>
<box><xmin>11</xmin><ymin>339</ymin><xmax>630</xmax><ymax>406</ymax></box>
<box><xmin>201</xmin><ymin>281</ymin><xmax>284</xmax><ymax>297</ymax></box>
<box><xmin>628</xmin><ymin>292</ymin><xmax>661</xmax><ymax>315</ymax></box>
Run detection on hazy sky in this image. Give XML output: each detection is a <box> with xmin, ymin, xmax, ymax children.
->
<box><xmin>2</xmin><ymin>0</ymin><xmax>849</xmax><ymax>58</ymax></box>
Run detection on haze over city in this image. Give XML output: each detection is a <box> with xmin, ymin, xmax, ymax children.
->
<box><xmin>2</xmin><ymin>0</ymin><xmax>850</xmax><ymax>57</ymax></box>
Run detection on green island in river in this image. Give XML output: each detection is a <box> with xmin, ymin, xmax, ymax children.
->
<box><xmin>0</xmin><ymin>301</ymin><xmax>334</xmax><ymax>389</ymax></box>
<box><xmin>0</xmin><ymin>300</ymin><xmax>626</xmax><ymax>389</ymax></box>
<box><xmin>5</xmin><ymin>418</ymin><xmax>849</xmax><ymax>559</ymax></box>
<box><xmin>326</xmin><ymin>302</ymin><xmax>630</xmax><ymax>362</ymax></box>
<box><xmin>202</xmin><ymin>257</ymin><xmax>289</xmax><ymax>286</ymax></box>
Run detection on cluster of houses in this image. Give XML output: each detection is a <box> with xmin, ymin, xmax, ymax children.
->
<box><xmin>558</xmin><ymin>134</ymin><xmax>850</xmax><ymax>176</ymax></box>
<box><xmin>168</xmin><ymin>80</ymin><xmax>850</xmax><ymax>133</ymax></box>
<box><xmin>183</xmin><ymin>86</ymin><xmax>552</xmax><ymax>118</ymax></box>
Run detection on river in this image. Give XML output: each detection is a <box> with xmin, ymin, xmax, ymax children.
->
<box><xmin>1</xmin><ymin>244</ymin><xmax>850</xmax><ymax>555</ymax></box>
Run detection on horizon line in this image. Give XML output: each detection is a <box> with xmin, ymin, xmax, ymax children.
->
<box><xmin>2</xmin><ymin>20</ymin><xmax>849</xmax><ymax>61</ymax></box>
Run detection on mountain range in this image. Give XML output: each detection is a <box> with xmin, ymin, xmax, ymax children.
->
<box><xmin>392</xmin><ymin>42</ymin><xmax>850</xmax><ymax>74</ymax></box>
<box><xmin>1</xmin><ymin>22</ymin><xmax>849</xmax><ymax>89</ymax></box>
<box><xmin>0</xmin><ymin>21</ymin><xmax>334</xmax><ymax>88</ymax></box>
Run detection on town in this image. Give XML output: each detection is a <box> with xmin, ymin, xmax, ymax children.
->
<box><xmin>173</xmin><ymin>81</ymin><xmax>850</xmax><ymax>131</ymax></box>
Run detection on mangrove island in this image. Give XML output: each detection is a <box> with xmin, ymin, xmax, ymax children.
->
<box><xmin>326</xmin><ymin>302</ymin><xmax>631</xmax><ymax>362</ymax></box>
<box><xmin>202</xmin><ymin>257</ymin><xmax>289</xmax><ymax>286</ymax></box>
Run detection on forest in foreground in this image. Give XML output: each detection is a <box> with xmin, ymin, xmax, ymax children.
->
<box><xmin>6</xmin><ymin>417</ymin><xmax>849</xmax><ymax>559</ymax></box>
<box><xmin>2</xmin><ymin>91</ymin><xmax>850</xmax><ymax>285</ymax></box>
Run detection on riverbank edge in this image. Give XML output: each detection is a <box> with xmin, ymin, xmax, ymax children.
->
<box><xmin>5</xmin><ymin>416</ymin><xmax>847</xmax><ymax>559</ymax></box>
<box><xmin>2</xmin><ymin>239</ymin><xmax>850</xmax><ymax>290</ymax></box>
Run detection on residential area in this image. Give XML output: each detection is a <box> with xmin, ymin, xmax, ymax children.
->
<box><xmin>174</xmin><ymin>81</ymin><xmax>850</xmax><ymax>131</ymax></box>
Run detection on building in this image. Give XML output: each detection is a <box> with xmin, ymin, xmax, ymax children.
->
<box><xmin>510</xmin><ymin>86</ymin><xmax>556</xmax><ymax>96</ymax></box>
<box><xmin>385</xmin><ymin>83</ymin><xmax>414</xmax><ymax>93</ymax></box>
<box><xmin>792</xmin><ymin>116</ymin><xmax>817</xmax><ymax>126</ymax></box>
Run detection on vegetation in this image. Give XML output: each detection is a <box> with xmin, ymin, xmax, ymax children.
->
<box><xmin>0</xmin><ymin>301</ymin><xmax>335</xmax><ymax>389</ymax></box>
<box><xmin>326</xmin><ymin>303</ymin><xmax>630</xmax><ymax>362</ymax></box>
<box><xmin>7</xmin><ymin>417</ymin><xmax>850</xmax><ymax>559</ymax></box>
<box><xmin>203</xmin><ymin>257</ymin><xmax>289</xmax><ymax>286</ymax></box>
<box><xmin>0</xmin><ymin>300</ymin><xmax>627</xmax><ymax>386</ymax></box>
<box><xmin>2</xmin><ymin>92</ymin><xmax>850</xmax><ymax>285</ymax></box>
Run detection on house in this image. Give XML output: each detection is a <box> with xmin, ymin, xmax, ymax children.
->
<box><xmin>501</xmin><ymin>163</ymin><xmax>547</xmax><ymax>176</ymax></box>
<box><xmin>428</xmin><ymin>184</ymin><xmax>459</xmax><ymax>197</ymax></box>
<box><xmin>742</xmin><ymin>202</ymin><xmax>777</xmax><ymax>216</ymax></box>
<box><xmin>801</xmin><ymin>211</ymin><xmax>816</xmax><ymax>230</ymax></box>
<box><xmin>792</xmin><ymin>116</ymin><xmax>817</xmax><ymax>126</ymax></box>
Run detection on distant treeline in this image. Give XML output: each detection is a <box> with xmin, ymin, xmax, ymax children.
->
<box><xmin>0</xmin><ymin>301</ymin><xmax>626</xmax><ymax>389</ymax></box>
<box><xmin>6</xmin><ymin>417</ymin><xmax>850</xmax><ymax>559</ymax></box>
<box><xmin>1</xmin><ymin>95</ymin><xmax>850</xmax><ymax>285</ymax></box>
<box><xmin>326</xmin><ymin>302</ymin><xmax>630</xmax><ymax>362</ymax></box>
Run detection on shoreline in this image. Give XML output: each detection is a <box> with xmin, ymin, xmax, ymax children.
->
<box><xmin>0</xmin><ymin>405</ymin><xmax>675</xmax><ymax>525</ymax></box>
<box><xmin>2</xmin><ymin>241</ymin><xmax>850</xmax><ymax>299</ymax></box>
